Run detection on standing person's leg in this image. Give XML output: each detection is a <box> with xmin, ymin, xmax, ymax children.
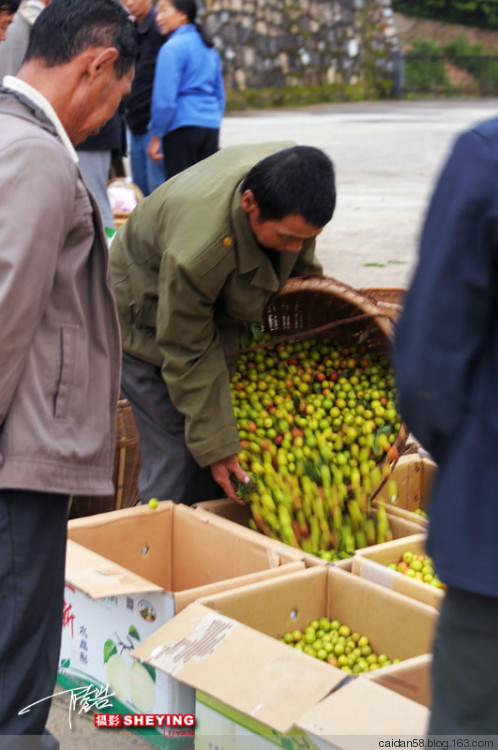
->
<box><xmin>128</xmin><ymin>131</ymin><xmax>149</xmax><ymax>198</ymax></box>
<box><xmin>197</xmin><ymin>127</ymin><xmax>219</xmax><ymax>161</ymax></box>
<box><xmin>162</xmin><ymin>127</ymin><xmax>206</xmax><ymax>179</ymax></box>
<box><xmin>428</xmin><ymin>586</ymin><xmax>498</xmax><ymax>735</ymax></box>
<box><xmin>121</xmin><ymin>352</ymin><xmax>221</xmax><ymax>505</ymax></box>
<box><xmin>77</xmin><ymin>150</ymin><xmax>115</xmax><ymax>231</ymax></box>
<box><xmin>0</xmin><ymin>490</ymin><xmax>69</xmax><ymax>739</ymax></box>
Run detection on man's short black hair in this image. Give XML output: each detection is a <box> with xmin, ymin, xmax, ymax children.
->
<box><xmin>0</xmin><ymin>0</ymin><xmax>20</xmax><ymax>13</ymax></box>
<box><xmin>24</xmin><ymin>0</ymin><xmax>137</xmax><ymax>77</ymax></box>
<box><xmin>241</xmin><ymin>146</ymin><xmax>336</xmax><ymax>227</ymax></box>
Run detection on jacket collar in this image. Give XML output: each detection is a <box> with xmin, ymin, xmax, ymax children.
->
<box><xmin>137</xmin><ymin>7</ymin><xmax>156</xmax><ymax>34</ymax></box>
<box><xmin>1</xmin><ymin>78</ymin><xmax>78</xmax><ymax>163</ymax></box>
<box><xmin>230</xmin><ymin>184</ymin><xmax>298</xmax><ymax>293</ymax></box>
<box><xmin>169</xmin><ymin>24</ymin><xmax>195</xmax><ymax>40</ymax></box>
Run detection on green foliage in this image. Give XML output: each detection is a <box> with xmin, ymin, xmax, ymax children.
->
<box><xmin>392</xmin><ymin>0</ymin><xmax>498</xmax><ymax>30</ymax></box>
<box><xmin>443</xmin><ymin>34</ymin><xmax>482</xmax><ymax>57</ymax></box>
<box><xmin>444</xmin><ymin>36</ymin><xmax>498</xmax><ymax>92</ymax></box>
<box><xmin>404</xmin><ymin>40</ymin><xmax>450</xmax><ymax>92</ymax></box>
<box><xmin>225</xmin><ymin>81</ymin><xmax>380</xmax><ymax>111</ymax></box>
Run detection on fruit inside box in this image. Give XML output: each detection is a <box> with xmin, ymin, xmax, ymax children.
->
<box><xmin>281</xmin><ymin>614</ymin><xmax>401</xmax><ymax>675</ymax></box>
<box><xmin>387</xmin><ymin>549</ymin><xmax>446</xmax><ymax>590</ymax></box>
<box><xmin>231</xmin><ymin>333</ymin><xmax>405</xmax><ymax>559</ymax></box>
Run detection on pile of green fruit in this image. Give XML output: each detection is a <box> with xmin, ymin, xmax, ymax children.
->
<box><xmin>230</xmin><ymin>335</ymin><xmax>403</xmax><ymax>558</ymax></box>
<box><xmin>281</xmin><ymin>616</ymin><xmax>400</xmax><ymax>673</ymax></box>
<box><xmin>388</xmin><ymin>550</ymin><xmax>446</xmax><ymax>589</ymax></box>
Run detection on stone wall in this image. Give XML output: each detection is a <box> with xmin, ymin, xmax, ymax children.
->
<box><xmin>198</xmin><ymin>0</ymin><xmax>399</xmax><ymax>92</ymax></box>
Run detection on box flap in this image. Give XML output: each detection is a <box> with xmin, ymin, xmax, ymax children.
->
<box><xmin>364</xmin><ymin>653</ymin><xmax>432</xmax><ymax>708</ymax></box>
<box><xmin>132</xmin><ymin>601</ymin><xmax>343</xmax><ymax>734</ymax></box>
<box><xmin>65</xmin><ymin>539</ymin><xmax>164</xmax><ymax>599</ymax></box>
<box><xmin>297</xmin><ymin>678</ymin><xmax>429</xmax><ymax>742</ymax></box>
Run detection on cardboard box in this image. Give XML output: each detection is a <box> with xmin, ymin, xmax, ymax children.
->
<box><xmin>132</xmin><ymin>567</ymin><xmax>436</xmax><ymax>748</ymax></box>
<box><xmin>59</xmin><ymin>501</ymin><xmax>305</xmax><ymax>747</ymax></box>
<box><xmin>296</xmin><ymin>678</ymin><xmax>429</xmax><ymax>749</ymax></box>
<box><xmin>363</xmin><ymin>653</ymin><xmax>432</xmax><ymax>708</ymax></box>
<box><xmin>193</xmin><ymin>499</ymin><xmax>422</xmax><ymax>566</ymax></box>
<box><xmin>385</xmin><ymin>452</ymin><xmax>436</xmax><ymax>514</ymax></box>
<box><xmin>352</xmin><ymin>533</ymin><xmax>445</xmax><ymax>610</ymax></box>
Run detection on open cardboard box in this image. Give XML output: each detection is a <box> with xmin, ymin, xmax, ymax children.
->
<box><xmin>363</xmin><ymin>652</ymin><xmax>432</xmax><ymax>708</ymax></box>
<box><xmin>59</xmin><ymin>501</ymin><xmax>305</xmax><ymax>748</ymax></box>
<box><xmin>193</xmin><ymin>499</ymin><xmax>422</xmax><ymax>570</ymax></box>
<box><xmin>352</xmin><ymin>533</ymin><xmax>445</xmax><ymax>610</ymax></box>
<box><xmin>374</xmin><ymin>451</ymin><xmax>437</xmax><ymax>530</ymax></box>
<box><xmin>132</xmin><ymin>566</ymin><xmax>437</xmax><ymax>748</ymax></box>
<box><xmin>296</xmin><ymin>678</ymin><xmax>429</xmax><ymax>749</ymax></box>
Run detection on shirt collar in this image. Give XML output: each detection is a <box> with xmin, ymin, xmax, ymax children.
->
<box><xmin>230</xmin><ymin>184</ymin><xmax>280</xmax><ymax>293</ymax></box>
<box><xmin>2</xmin><ymin>75</ymin><xmax>79</xmax><ymax>164</ymax></box>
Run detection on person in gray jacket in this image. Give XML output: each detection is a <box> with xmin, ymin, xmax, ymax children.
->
<box><xmin>0</xmin><ymin>0</ymin><xmax>19</xmax><ymax>41</ymax></box>
<box><xmin>0</xmin><ymin>0</ymin><xmax>49</xmax><ymax>80</ymax></box>
<box><xmin>0</xmin><ymin>0</ymin><xmax>136</xmax><ymax>743</ymax></box>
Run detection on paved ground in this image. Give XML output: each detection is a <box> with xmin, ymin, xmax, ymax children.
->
<box><xmin>46</xmin><ymin>97</ymin><xmax>498</xmax><ymax>749</ymax></box>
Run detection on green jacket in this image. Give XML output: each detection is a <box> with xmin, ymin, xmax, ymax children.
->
<box><xmin>111</xmin><ymin>142</ymin><xmax>323</xmax><ymax>467</ymax></box>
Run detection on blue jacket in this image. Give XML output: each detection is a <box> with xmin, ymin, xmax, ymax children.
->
<box><xmin>148</xmin><ymin>24</ymin><xmax>224</xmax><ymax>138</ymax></box>
<box><xmin>394</xmin><ymin>119</ymin><xmax>498</xmax><ymax>598</ymax></box>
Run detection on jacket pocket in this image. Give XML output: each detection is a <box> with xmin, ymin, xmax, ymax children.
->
<box><xmin>54</xmin><ymin>325</ymin><xmax>79</xmax><ymax>420</ymax></box>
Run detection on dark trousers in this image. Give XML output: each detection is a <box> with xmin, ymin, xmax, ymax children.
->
<box><xmin>0</xmin><ymin>490</ymin><xmax>69</xmax><ymax>746</ymax></box>
<box><xmin>162</xmin><ymin>126</ymin><xmax>219</xmax><ymax>179</ymax></box>
<box><xmin>121</xmin><ymin>352</ymin><xmax>221</xmax><ymax>505</ymax></box>
<box><xmin>429</xmin><ymin>585</ymin><xmax>498</xmax><ymax>734</ymax></box>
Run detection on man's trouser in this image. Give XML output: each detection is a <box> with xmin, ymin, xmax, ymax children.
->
<box><xmin>429</xmin><ymin>585</ymin><xmax>498</xmax><ymax>735</ymax></box>
<box><xmin>0</xmin><ymin>489</ymin><xmax>69</xmax><ymax>747</ymax></box>
<box><xmin>121</xmin><ymin>352</ymin><xmax>221</xmax><ymax>505</ymax></box>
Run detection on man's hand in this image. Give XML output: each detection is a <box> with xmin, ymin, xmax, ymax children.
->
<box><xmin>147</xmin><ymin>136</ymin><xmax>164</xmax><ymax>162</ymax></box>
<box><xmin>210</xmin><ymin>455</ymin><xmax>251</xmax><ymax>505</ymax></box>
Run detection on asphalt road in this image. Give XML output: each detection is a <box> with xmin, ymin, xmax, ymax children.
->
<box><xmin>221</xmin><ymin>98</ymin><xmax>498</xmax><ymax>288</ymax></box>
<box><xmin>46</xmin><ymin>97</ymin><xmax>498</xmax><ymax>749</ymax></box>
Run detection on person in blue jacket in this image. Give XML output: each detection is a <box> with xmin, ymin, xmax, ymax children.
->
<box><xmin>394</xmin><ymin>119</ymin><xmax>498</xmax><ymax>735</ymax></box>
<box><xmin>147</xmin><ymin>0</ymin><xmax>224</xmax><ymax>178</ymax></box>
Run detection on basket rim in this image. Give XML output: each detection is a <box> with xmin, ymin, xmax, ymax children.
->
<box><xmin>274</xmin><ymin>276</ymin><xmax>395</xmax><ymax>341</ymax></box>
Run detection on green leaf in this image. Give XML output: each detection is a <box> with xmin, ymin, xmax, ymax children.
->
<box><xmin>293</xmin><ymin>393</ymin><xmax>301</xmax><ymax>410</ymax></box>
<box><xmin>363</xmin><ymin>261</ymin><xmax>387</xmax><ymax>268</ymax></box>
<box><xmin>129</xmin><ymin>625</ymin><xmax>140</xmax><ymax>641</ymax></box>
<box><xmin>60</xmin><ymin>658</ymin><xmax>70</xmax><ymax>669</ymax></box>
<box><xmin>103</xmin><ymin>639</ymin><xmax>118</xmax><ymax>664</ymax></box>
<box><xmin>386</xmin><ymin>259</ymin><xmax>406</xmax><ymax>265</ymax></box>
<box><xmin>249</xmin><ymin>321</ymin><xmax>264</xmax><ymax>342</ymax></box>
<box><xmin>141</xmin><ymin>661</ymin><xmax>156</xmax><ymax>682</ymax></box>
<box><xmin>240</xmin><ymin>329</ymin><xmax>251</xmax><ymax>349</ymax></box>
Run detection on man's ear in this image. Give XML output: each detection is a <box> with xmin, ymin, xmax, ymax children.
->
<box><xmin>88</xmin><ymin>47</ymin><xmax>119</xmax><ymax>80</ymax></box>
<box><xmin>240</xmin><ymin>189</ymin><xmax>258</xmax><ymax>215</ymax></box>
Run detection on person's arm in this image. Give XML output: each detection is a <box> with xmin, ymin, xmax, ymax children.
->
<box><xmin>148</xmin><ymin>41</ymin><xmax>181</xmax><ymax>139</ymax></box>
<box><xmin>156</xmin><ymin>250</ymin><xmax>249</xmax><ymax>501</ymax></box>
<box><xmin>394</xmin><ymin>127</ymin><xmax>498</xmax><ymax>461</ymax></box>
<box><xmin>214</xmin><ymin>53</ymin><xmax>225</xmax><ymax>119</ymax></box>
<box><xmin>0</xmin><ymin>138</ymin><xmax>73</xmax><ymax>423</ymax></box>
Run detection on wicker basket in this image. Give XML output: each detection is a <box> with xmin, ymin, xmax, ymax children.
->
<box><xmin>69</xmin><ymin>398</ymin><xmax>142</xmax><ymax>519</ymax></box>
<box><xmin>262</xmin><ymin>276</ymin><xmax>407</xmax><ymax>473</ymax></box>
<box><xmin>359</xmin><ymin>286</ymin><xmax>406</xmax><ymax>321</ymax></box>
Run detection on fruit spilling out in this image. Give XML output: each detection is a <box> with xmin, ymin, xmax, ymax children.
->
<box><xmin>281</xmin><ymin>615</ymin><xmax>400</xmax><ymax>673</ymax></box>
<box><xmin>387</xmin><ymin>550</ymin><xmax>446</xmax><ymax>589</ymax></box>
<box><xmin>230</xmin><ymin>335</ymin><xmax>403</xmax><ymax>557</ymax></box>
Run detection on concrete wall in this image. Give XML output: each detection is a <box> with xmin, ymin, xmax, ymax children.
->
<box><xmin>199</xmin><ymin>0</ymin><xmax>399</xmax><ymax>91</ymax></box>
